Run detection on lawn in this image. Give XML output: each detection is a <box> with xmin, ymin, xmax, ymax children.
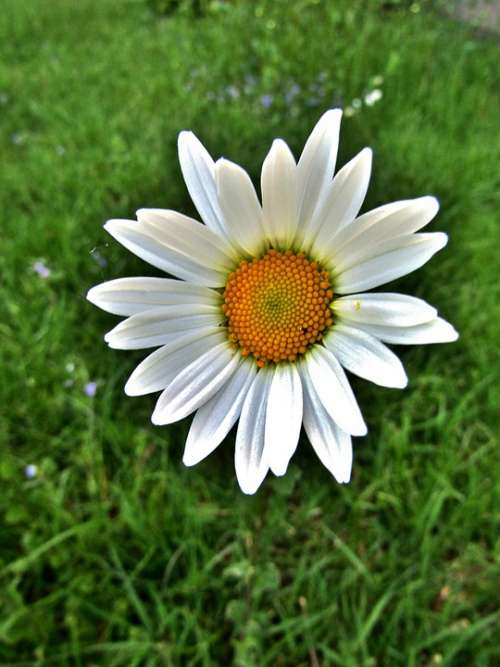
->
<box><xmin>1</xmin><ymin>0</ymin><xmax>499</xmax><ymax>665</ymax></box>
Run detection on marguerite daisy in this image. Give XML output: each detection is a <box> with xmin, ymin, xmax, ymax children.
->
<box><xmin>87</xmin><ymin>110</ymin><xmax>458</xmax><ymax>494</ymax></box>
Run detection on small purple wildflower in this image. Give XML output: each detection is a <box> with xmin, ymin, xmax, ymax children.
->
<box><xmin>90</xmin><ymin>249</ymin><xmax>107</xmax><ymax>268</ymax></box>
<box><xmin>84</xmin><ymin>381</ymin><xmax>97</xmax><ymax>397</ymax></box>
<box><xmin>33</xmin><ymin>261</ymin><xmax>51</xmax><ymax>278</ymax></box>
<box><xmin>260</xmin><ymin>94</ymin><xmax>273</xmax><ymax>109</ymax></box>
<box><xmin>25</xmin><ymin>464</ymin><xmax>38</xmax><ymax>479</ymax></box>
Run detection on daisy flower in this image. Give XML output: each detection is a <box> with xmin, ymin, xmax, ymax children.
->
<box><xmin>87</xmin><ymin>110</ymin><xmax>458</xmax><ymax>494</ymax></box>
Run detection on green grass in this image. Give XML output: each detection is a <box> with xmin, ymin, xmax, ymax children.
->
<box><xmin>1</xmin><ymin>0</ymin><xmax>499</xmax><ymax>665</ymax></box>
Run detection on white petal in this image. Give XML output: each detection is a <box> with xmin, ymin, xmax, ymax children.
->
<box><xmin>152</xmin><ymin>342</ymin><xmax>239</xmax><ymax>425</ymax></box>
<box><xmin>183</xmin><ymin>359</ymin><xmax>257</xmax><ymax>467</ymax></box>
<box><xmin>235</xmin><ymin>368</ymin><xmax>272</xmax><ymax>495</ymax></box>
<box><xmin>264</xmin><ymin>363</ymin><xmax>303</xmax><ymax>477</ymax></box>
<box><xmin>215</xmin><ymin>158</ymin><xmax>265</xmax><ymax>256</ymax></box>
<box><xmin>301</xmin><ymin>346</ymin><xmax>367</xmax><ymax>436</ymax></box>
<box><xmin>300</xmin><ymin>368</ymin><xmax>353</xmax><ymax>483</ymax></box>
<box><xmin>87</xmin><ymin>277</ymin><xmax>221</xmax><ymax>316</ymax></box>
<box><xmin>327</xmin><ymin>196</ymin><xmax>439</xmax><ymax>257</ymax></box>
<box><xmin>136</xmin><ymin>208</ymin><xmax>237</xmax><ymax>270</ymax></box>
<box><xmin>311</xmin><ymin>147</ymin><xmax>372</xmax><ymax>252</ymax></box>
<box><xmin>353</xmin><ymin>317</ymin><xmax>459</xmax><ymax>345</ymax></box>
<box><xmin>261</xmin><ymin>139</ymin><xmax>299</xmax><ymax>248</ymax></box>
<box><xmin>296</xmin><ymin>109</ymin><xmax>342</xmax><ymax>242</ymax></box>
<box><xmin>104</xmin><ymin>219</ymin><xmax>226</xmax><ymax>286</ymax></box>
<box><xmin>125</xmin><ymin>327</ymin><xmax>225</xmax><ymax>396</ymax></box>
<box><xmin>333</xmin><ymin>292</ymin><xmax>437</xmax><ymax>327</ymax></box>
<box><xmin>332</xmin><ymin>205</ymin><xmax>443</xmax><ymax>273</ymax></box>
<box><xmin>335</xmin><ymin>232</ymin><xmax>448</xmax><ymax>294</ymax></box>
<box><xmin>104</xmin><ymin>304</ymin><xmax>223</xmax><ymax>349</ymax></box>
<box><xmin>177</xmin><ymin>130</ymin><xmax>229</xmax><ymax>240</ymax></box>
<box><xmin>324</xmin><ymin>325</ymin><xmax>408</xmax><ymax>389</ymax></box>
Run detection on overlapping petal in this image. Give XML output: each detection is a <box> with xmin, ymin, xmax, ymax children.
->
<box><xmin>300</xmin><ymin>346</ymin><xmax>367</xmax><ymax>437</ymax></box>
<box><xmin>261</xmin><ymin>139</ymin><xmax>299</xmax><ymax>248</ymax></box>
<box><xmin>152</xmin><ymin>342</ymin><xmax>240</xmax><ymax>425</ymax></box>
<box><xmin>264</xmin><ymin>363</ymin><xmax>303</xmax><ymax>476</ymax></box>
<box><xmin>353</xmin><ymin>317</ymin><xmax>459</xmax><ymax>345</ymax></box>
<box><xmin>104</xmin><ymin>304</ymin><xmax>223</xmax><ymax>349</ymax></box>
<box><xmin>87</xmin><ymin>277</ymin><xmax>221</xmax><ymax>316</ymax></box>
<box><xmin>136</xmin><ymin>208</ymin><xmax>237</xmax><ymax>268</ymax></box>
<box><xmin>183</xmin><ymin>360</ymin><xmax>257</xmax><ymax>467</ymax></box>
<box><xmin>335</xmin><ymin>232</ymin><xmax>448</xmax><ymax>293</ymax></box>
<box><xmin>332</xmin><ymin>293</ymin><xmax>437</xmax><ymax>327</ymax></box>
<box><xmin>177</xmin><ymin>130</ymin><xmax>229</xmax><ymax>240</ymax></box>
<box><xmin>104</xmin><ymin>218</ymin><xmax>227</xmax><ymax>286</ymax></box>
<box><xmin>215</xmin><ymin>158</ymin><xmax>265</xmax><ymax>256</ymax></box>
<box><xmin>327</xmin><ymin>196</ymin><xmax>439</xmax><ymax>257</ymax></box>
<box><xmin>300</xmin><ymin>367</ymin><xmax>352</xmax><ymax>484</ymax></box>
<box><xmin>324</xmin><ymin>325</ymin><xmax>408</xmax><ymax>388</ymax></box>
<box><xmin>235</xmin><ymin>368</ymin><xmax>273</xmax><ymax>495</ymax></box>
<box><xmin>296</xmin><ymin>109</ymin><xmax>342</xmax><ymax>242</ymax></box>
<box><xmin>311</xmin><ymin>147</ymin><xmax>372</xmax><ymax>253</ymax></box>
<box><xmin>125</xmin><ymin>327</ymin><xmax>225</xmax><ymax>396</ymax></box>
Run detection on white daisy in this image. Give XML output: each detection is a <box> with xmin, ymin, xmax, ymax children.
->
<box><xmin>87</xmin><ymin>110</ymin><xmax>458</xmax><ymax>494</ymax></box>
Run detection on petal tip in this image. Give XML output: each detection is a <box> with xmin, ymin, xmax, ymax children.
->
<box><xmin>182</xmin><ymin>453</ymin><xmax>198</xmax><ymax>468</ymax></box>
<box><xmin>86</xmin><ymin>286</ymin><xmax>98</xmax><ymax>305</ymax></box>
<box><xmin>178</xmin><ymin>129</ymin><xmax>194</xmax><ymax>145</ymax></box>
<box><xmin>103</xmin><ymin>219</ymin><xmax>125</xmax><ymax>237</ymax></box>
<box><xmin>270</xmin><ymin>461</ymin><xmax>288</xmax><ymax>477</ymax></box>
<box><xmin>354</xmin><ymin>422</ymin><xmax>368</xmax><ymax>437</ymax></box>
<box><xmin>396</xmin><ymin>375</ymin><xmax>409</xmax><ymax>390</ymax></box>
<box><xmin>215</xmin><ymin>157</ymin><xmax>235</xmax><ymax>174</ymax></box>
<box><xmin>430</xmin><ymin>318</ymin><xmax>459</xmax><ymax>343</ymax></box>
<box><xmin>238</xmin><ymin>482</ymin><xmax>259</xmax><ymax>496</ymax></box>
<box><xmin>135</xmin><ymin>207</ymin><xmax>148</xmax><ymax>219</ymax></box>
<box><xmin>124</xmin><ymin>379</ymin><xmax>138</xmax><ymax>397</ymax></box>
<box><xmin>436</xmin><ymin>232</ymin><xmax>449</xmax><ymax>249</ymax></box>
<box><xmin>446</xmin><ymin>323</ymin><xmax>460</xmax><ymax>342</ymax></box>
<box><xmin>235</xmin><ymin>467</ymin><xmax>267</xmax><ymax>495</ymax></box>
<box><xmin>425</xmin><ymin>195</ymin><xmax>440</xmax><ymax>213</ymax></box>
<box><xmin>151</xmin><ymin>410</ymin><xmax>163</xmax><ymax>426</ymax></box>
<box><xmin>324</xmin><ymin>107</ymin><xmax>343</xmax><ymax>121</ymax></box>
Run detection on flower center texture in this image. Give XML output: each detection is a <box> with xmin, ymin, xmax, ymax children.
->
<box><xmin>223</xmin><ymin>249</ymin><xmax>334</xmax><ymax>366</ymax></box>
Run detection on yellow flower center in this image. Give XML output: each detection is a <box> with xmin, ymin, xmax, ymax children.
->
<box><xmin>222</xmin><ymin>249</ymin><xmax>334</xmax><ymax>366</ymax></box>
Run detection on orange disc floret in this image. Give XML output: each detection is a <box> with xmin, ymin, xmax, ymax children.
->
<box><xmin>222</xmin><ymin>249</ymin><xmax>334</xmax><ymax>365</ymax></box>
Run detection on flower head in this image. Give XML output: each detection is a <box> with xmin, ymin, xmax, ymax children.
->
<box><xmin>87</xmin><ymin>110</ymin><xmax>458</xmax><ymax>494</ymax></box>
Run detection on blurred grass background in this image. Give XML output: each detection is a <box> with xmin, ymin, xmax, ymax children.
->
<box><xmin>1</xmin><ymin>0</ymin><xmax>499</xmax><ymax>665</ymax></box>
